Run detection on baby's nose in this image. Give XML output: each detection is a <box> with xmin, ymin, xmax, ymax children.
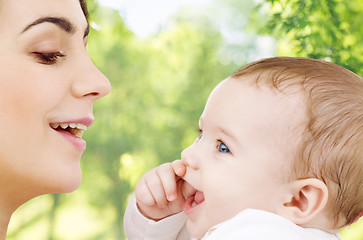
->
<box><xmin>181</xmin><ymin>145</ymin><xmax>200</xmax><ymax>170</ymax></box>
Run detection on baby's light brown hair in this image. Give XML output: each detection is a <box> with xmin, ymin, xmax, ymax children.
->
<box><xmin>231</xmin><ymin>57</ymin><xmax>363</xmax><ymax>228</ymax></box>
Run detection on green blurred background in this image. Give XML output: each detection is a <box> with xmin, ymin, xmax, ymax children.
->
<box><xmin>8</xmin><ymin>0</ymin><xmax>363</xmax><ymax>239</ymax></box>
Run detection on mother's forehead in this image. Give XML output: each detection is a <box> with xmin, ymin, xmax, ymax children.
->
<box><xmin>0</xmin><ymin>0</ymin><xmax>86</xmax><ymax>27</ymax></box>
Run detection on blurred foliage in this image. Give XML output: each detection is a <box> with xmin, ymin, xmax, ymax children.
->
<box><xmin>7</xmin><ymin>0</ymin><xmax>362</xmax><ymax>239</ymax></box>
<box><xmin>253</xmin><ymin>0</ymin><xmax>363</xmax><ymax>75</ymax></box>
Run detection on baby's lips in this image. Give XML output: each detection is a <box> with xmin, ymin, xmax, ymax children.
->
<box><xmin>194</xmin><ymin>191</ymin><xmax>205</xmax><ymax>204</ymax></box>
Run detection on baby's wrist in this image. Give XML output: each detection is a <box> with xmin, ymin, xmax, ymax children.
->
<box><xmin>136</xmin><ymin>202</ymin><xmax>182</xmax><ymax>222</ymax></box>
<box><xmin>136</xmin><ymin>203</ymin><xmax>165</xmax><ymax>221</ymax></box>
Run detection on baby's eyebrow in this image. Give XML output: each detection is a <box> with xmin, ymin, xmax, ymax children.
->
<box><xmin>219</xmin><ymin>127</ymin><xmax>237</xmax><ymax>143</ymax></box>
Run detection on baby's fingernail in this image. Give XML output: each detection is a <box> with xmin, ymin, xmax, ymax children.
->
<box><xmin>168</xmin><ymin>194</ymin><xmax>176</xmax><ymax>201</ymax></box>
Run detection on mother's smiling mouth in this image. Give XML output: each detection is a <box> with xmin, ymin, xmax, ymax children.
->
<box><xmin>50</xmin><ymin>122</ymin><xmax>88</xmax><ymax>138</ymax></box>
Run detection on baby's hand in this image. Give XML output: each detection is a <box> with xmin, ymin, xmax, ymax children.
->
<box><xmin>135</xmin><ymin>160</ymin><xmax>186</xmax><ymax>221</ymax></box>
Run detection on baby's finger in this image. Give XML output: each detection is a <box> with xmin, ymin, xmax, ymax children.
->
<box><xmin>135</xmin><ymin>178</ymin><xmax>156</xmax><ymax>206</ymax></box>
<box><xmin>157</xmin><ymin>163</ymin><xmax>178</xmax><ymax>201</ymax></box>
<box><xmin>145</xmin><ymin>173</ymin><xmax>168</xmax><ymax>207</ymax></box>
<box><xmin>171</xmin><ymin>178</ymin><xmax>187</xmax><ymax>209</ymax></box>
<box><xmin>176</xmin><ymin>178</ymin><xmax>187</xmax><ymax>203</ymax></box>
<box><xmin>181</xmin><ymin>180</ymin><xmax>197</xmax><ymax>200</ymax></box>
<box><xmin>172</xmin><ymin>160</ymin><xmax>186</xmax><ymax>177</ymax></box>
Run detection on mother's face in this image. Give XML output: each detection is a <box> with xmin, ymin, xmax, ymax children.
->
<box><xmin>0</xmin><ymin>0</ymin><xmax>110</xmax><ymax>195</ymax></box>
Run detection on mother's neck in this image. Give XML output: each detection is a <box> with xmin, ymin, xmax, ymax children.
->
<box><xmin>0</xmin><ymin>209</ymin><xmax>13</xmax><ymax>240</ymax></box>
<box><xmin>0</xmin><ymin>199</ymin><xmax>19</xmax><ymax>240</ymax></box>
<box><xmin>0</xmin><ymin>185</ymin><xmax>36</xmax><ymax>240</ymax></box>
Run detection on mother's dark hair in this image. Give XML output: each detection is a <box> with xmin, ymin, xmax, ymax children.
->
<box><xmin>79</xmin><ymin>0</ymin><xmax>89</xmax><ymax>19</ymax></box>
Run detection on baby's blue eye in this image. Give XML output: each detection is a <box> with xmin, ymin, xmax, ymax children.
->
<box><xmin>218</xmin><ymin>142</ymin><xmax>230</xmax><ymax>153</ymax></box>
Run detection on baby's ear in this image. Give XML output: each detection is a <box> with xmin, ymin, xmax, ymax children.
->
<box><xmin>281</xmin><ymin>178</ymin><xmax>328</xmax><ymax>225</ymax></box>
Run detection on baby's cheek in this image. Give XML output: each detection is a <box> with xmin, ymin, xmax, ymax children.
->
<box><xmin>206</xmin><ymin>190</ymin><xmax>234</xmax><ymax>219</ymax></box>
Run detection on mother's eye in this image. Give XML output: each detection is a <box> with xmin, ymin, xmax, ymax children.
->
<box><xmin>217</xmin><ymin>141</ymin><xmax>230</xmax><ymax>153</ymax></box>
<box><xmin>32</xmin><ymin>52</ymin><xmax>66</xmax><ymax>65</ymax></box>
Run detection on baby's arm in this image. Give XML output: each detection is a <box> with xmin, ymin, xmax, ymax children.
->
<box><xmin>124</xmin><ymin>160</ymin><xmax>192</xmax><ymax>240</ymax></box>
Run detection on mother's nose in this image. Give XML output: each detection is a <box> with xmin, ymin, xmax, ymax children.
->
<box><xmin>71</xmin><ymin>53</ymin><xmax>111</xmax><ymax>100</ymax></box>
<box><xmin>181</xmin><ymin>144</ymin><xmax>200</xmax><ymax>170</ymax></box>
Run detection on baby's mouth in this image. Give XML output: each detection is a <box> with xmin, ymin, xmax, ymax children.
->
<box><xmin>190</xmin><ymin>190</ymin><xmax>205</xmax><ymax>207</ymax></box>
<box><xmin>183</xmin><ymin>182</ymin><xmax>205</xmax><ymax>215</ymax></box>
<box><xmin>50</xmin><ymin>122</ymin><xmax>87</xmax><ymax>138</ymax></box>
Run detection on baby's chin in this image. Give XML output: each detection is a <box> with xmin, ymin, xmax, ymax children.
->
<box><xmin>186</xmin><ymin>219</ymin><xmax>211</xmax><ymax>239</ymax></box>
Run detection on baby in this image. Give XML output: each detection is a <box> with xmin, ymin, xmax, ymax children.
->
<box><xmin>124</xmin><ymin>57</ymin><xmax>363</xmax><ymax>240</ymax></box>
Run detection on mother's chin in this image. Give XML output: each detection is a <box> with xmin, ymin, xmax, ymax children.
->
<box><xmin>25</xmin><ymin>163</ymin><xmax>84</xmax><ymax>197</ymax></box>
<box><xmin>47</xmin><ymin>166</ymin><xmax>83</xmax><ymax>194</ymax></box>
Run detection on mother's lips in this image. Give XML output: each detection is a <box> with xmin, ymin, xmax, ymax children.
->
<box><xmin>50</xmin><ymin>122</ymin><xmax>88</xmax><ymax>138</ymax></box>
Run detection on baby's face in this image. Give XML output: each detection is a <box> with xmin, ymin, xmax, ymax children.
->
<box><xmin>181</xmin><ymin>76</ymin><xmax>306</xmax><ymax>238</ymax></box>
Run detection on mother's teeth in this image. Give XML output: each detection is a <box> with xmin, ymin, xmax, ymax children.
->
<box><xmin>50</xmin><ymin>122</ymin><xmax>88</xmax><ymax>130</ymax></box>
<box><xmin>76</xmin><ymin>123</ymin><xmax>87</xmax><ymax>130</ymax></box>
<box><xmin>69</xmin><ymin>128</ymin><xmax>85</xmax><ymax>138</ymax></box>
<box><xmin>50</xmin><ymin>123</ymin><xmax>60</xmax><ymax>128</ymax></box>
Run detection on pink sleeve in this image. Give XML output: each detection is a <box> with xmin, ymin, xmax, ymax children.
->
<box><xmin>124</xmin><ymin>195</ymin><xmax>192</xmax><ymax>240</ymax></box>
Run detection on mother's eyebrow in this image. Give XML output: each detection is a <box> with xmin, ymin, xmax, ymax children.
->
<box><xmin>21</xmin><ymin>17</ymin><xmax>89</xmax><ymax>37</ymax></box>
